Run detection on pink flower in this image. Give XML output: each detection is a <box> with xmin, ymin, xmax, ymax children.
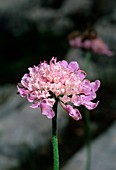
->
<box><xmin>68</xmin><ymin>29</ymin><xmax>113</xmax><ymax>56</ymax></box>
<box><xmin>17</xmin><ymin>57</ymin><xmax>100</xmax><ymax>120</ymax></box>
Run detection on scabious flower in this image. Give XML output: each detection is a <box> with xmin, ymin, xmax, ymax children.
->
<box><xmin>68</xmin><ymin>28</ymin><xmax>113</xmax><ymax>56</ymax></box>
<box><xmin>17</xmin><ymin>57</ymin><xmax>100</xmax><ymax>120</ymax></box>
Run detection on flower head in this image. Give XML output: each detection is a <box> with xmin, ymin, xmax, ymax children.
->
<box><xmin>68</xmin><ymin>29</ymin><xmax>113</xmax><ymax>56</ymax></box>
<box><xmin>17</xmin><ymin>57</ymin><xmax>100</xmax><ymax>120</ymax></box>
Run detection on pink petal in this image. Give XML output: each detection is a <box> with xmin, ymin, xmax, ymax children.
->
<box><xmin>80</xmin><ymin>94</ymin><xmax>96</xmax><ymax>103</ymax></box>
<box><xmin>17</xmin><ymin>86</ymin><xmax>29</xmax><ymax>97</ymax></box>
<box><xmin>40</xmin><ymin>61</ymin><xmax>48</xmax><ymax>68</ymax></box>
<box><xmin>66</xmin><ymin>105</ymin><xmax>82</xmax><ymax>120</ymax></box>
<box><xmin>50</xmin><ymin>57</ymin><xmax>57</xmax><ymax>65</ymax></box>
<box><xmin>59</xmin><ymin>60</ymin><xmax>68</xmax><ymax>68</ymax></box>
<box><xmin>27</xmin><ymin>92</ymin><xmax>37</xmax><ymax>102</ymax></box>
<box><xmin>27</xmin><ymin>95</ymin><xmax>34</xmax><ymax>102</ymax></box>
<box><xmin>40</xmin><ymin>103</ymin><xmax>55</xmax><ymax>119</ymax></box>
<box><xmin>91</xmin><ymin>80</ymin><xmax>100</xmax><ymax>92</ymax></box>
<box><xmin>77</xmin><ymin>69</ymin><xmax>86</xmax><ymax>80</ymax></box>
<box><xmin>84</xmin><ymin>101</ymin><xmax>99</xmax><ymax>110</ymax></box>
<box><xmin>68</xmin><ymin>61</ymin><xmax>79</xmax><ymax>71</ymax></box>
<box><xmin>42</xmin><ymin>98</ymin><xmax>55</xmax><ymax>107</ymax></box>
<box><xmin>80</xmin><ymin>79</ymin><xmax>91</xmax><ymax>94</ymax></box>
<box><xmin>60</xmin><ymin>102</ymin><xmax>82</xmax><ymax>121</ymax></box>
<box><xmin>71</xmin><ymin>95</ymin><xmax>81</xmax><ymax>106</ymax></box>
<box><xmin>30</xmin><ymin>102</ymin><xmax>40</xmax><ymax>108</ymax></box>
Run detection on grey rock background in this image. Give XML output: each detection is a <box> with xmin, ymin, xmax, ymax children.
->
<box><xmin>61</xmin><ymin>122</ymin><xmax>116</xmax><ymax>170</ymax></box>
<box><xmin>0</xmin><ymin>85</ymin><xmax>68</xmax><ymax>170</ymax></box>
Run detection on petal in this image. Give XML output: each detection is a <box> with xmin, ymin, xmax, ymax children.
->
<box><xmin>91</xmin><ymin>80</ymin><xmax>100</xmax><ymax>92</ymax></box>
<box><xmin>17</xmin><ymin>86</ymin><xmax>29</xmax><ymax>97</ymax></box>
<box><xmin>28</xmin><ymin>66</ymin><xmax>39</xmax><ymax>75</ymax></box>
<box><xmin>42</xmin><ymin>98</ymin><xmax>55</xmax><ymax>107</ymax></box>
<box><xmin>80</xmin><ymin>93</ymin><xmax>96</xmax><ymax>101</ymax></box>
<box><xmin>40</xmin><ymin>103</ymin><xmax>55</xmax><ymax>119</ymax></box>
<box><xmin>59</xmin><ymin>95</ymin><xmax>71</xmax><ymax>103</ymax></box>
<box><xmin>60</xmin><ymin>102</ymin><xmax>82</xmax><ymax>121</ymax></box>
<box><xmin>68</xmin><ymin>61</ymin><xmax>79</xmax><ymax>72</ymax></box>
<box><xmin>21</xmin><ymin>74</ymin><xmax>30</xmax><ymax>88</ymax></box>
<box><xmin>80</xmin><ymin>79</ymin><xmax>91</xmax><ymax>94</ymax></box>
<box><xmin>84</xmin><ymin>101</ymin><xmax>99</xmax><ymax>110</ymax></box>
<box><xmin>50</xmin><ymin>57</ymin><xmax>57</xmax><ymax>65</ymax></box>
<box><xmin>77</xmin><ymin>69</ymin><xmax>86</xmax><ymax>80</ymax></box>
<box><xmin>59</xmin><ymin>60</ymin><xmax>68</xmax><ymax>68</ymax></box>
<box><xmin>30</xmin><ymin>102</ymin><xmax>40</xmax><ymax>108</ymax></box>
<box><xmin>66</xmin><ymin>105</ymin><xmax>82</xmax><ymax>120</ymax></box>
<box><xmin>27</xmin><ymin>95</ymin><xmax>34</xmax><ymax>102</ymax></box>
<box><xmin>27</xmin><ymin>92</ymin><xmax>37</xmax><ymax>102</ymax></box>
<box><xmin>71</xmin><ymin>95</ymin><xmax>81</xmax><ymax>106</ymax></box>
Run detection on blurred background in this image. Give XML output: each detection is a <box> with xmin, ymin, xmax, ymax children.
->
<box><xmin>0</xmin><ymin>0</ymin><xmax>116</xmax><ymax>170</ymax></box>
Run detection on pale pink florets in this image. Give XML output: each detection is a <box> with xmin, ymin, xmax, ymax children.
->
<box><xmin>17</xmin><ymin>57</ymin><xmax>100</xmax><ymax>120</ymax></box>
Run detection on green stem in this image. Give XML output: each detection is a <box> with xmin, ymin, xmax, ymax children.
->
<box><xmin>52</xmin><ymin>99</ymin><xmax>59</xmax><ymax>170</ymax></box>
<box><xmin>84</xmin><ymin>51</ymin><xmax>92</xmax><ymax>170</ymax></box>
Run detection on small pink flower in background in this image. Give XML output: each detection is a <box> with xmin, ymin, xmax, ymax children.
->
<box><xmin>17</xmin><ymin>57</ymin><xmax>100</xmax><ymax>120</ymax></box>
<box><xmin>68</xmin><ymin>28</ymin><xmax>113</xmax><ymax>56</ymax></box>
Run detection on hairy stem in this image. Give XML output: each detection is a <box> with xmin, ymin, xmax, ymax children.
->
<box><xmin>52</xmin><ymin>99</ymin><xmax>59</xmax><ymax>170</ymax></box>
